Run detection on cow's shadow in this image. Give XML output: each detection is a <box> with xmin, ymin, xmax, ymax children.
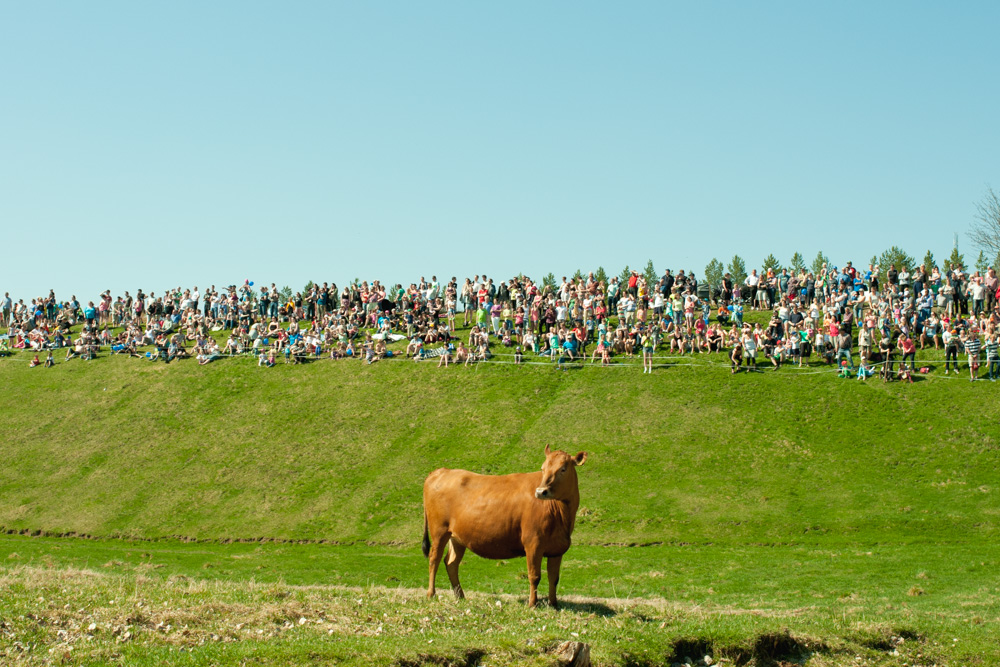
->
<box><xmin>550</xmin><ymin>599</ymin><xmax>617</xmax><ymax>617</ymax></box>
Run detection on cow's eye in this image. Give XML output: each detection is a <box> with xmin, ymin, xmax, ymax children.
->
<box><xmin>560</xmin><ymin>466</ymin><xmax>566</xmax><ymax>473</ymax></box>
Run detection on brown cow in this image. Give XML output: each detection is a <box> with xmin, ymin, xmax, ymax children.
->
<box><xmin>422</xmin><ymin>444</ymin><xmax>587</xmax><ymax>608</ymax></box>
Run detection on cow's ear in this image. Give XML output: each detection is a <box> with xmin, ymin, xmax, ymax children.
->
<box><xmin>573</xmin><ymin>451</ymin><xmax>587</xmax><ymax>467</ymax></box>
<box><xmin>544</xmin><ymin>444</ymin><xmax>551</xmax><ymax>456</ymax></box>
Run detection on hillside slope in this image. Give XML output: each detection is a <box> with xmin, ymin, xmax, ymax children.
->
<box><xmin>1</xmin><ymin>354</ymin><xmax>997</xmax><ymax>546</ymax></box>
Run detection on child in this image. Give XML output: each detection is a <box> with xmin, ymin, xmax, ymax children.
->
<box><xmin>29</xmin><ymin>354</ymin><xmax>41</xmax><ymax>368</ymax></box>
<box><xmin>897</xmin><ymin>365</ymin><xmax>914</xmax><ymax>383</ymax></box>
<box><xmin>44</xmin><ymin>351</ymin><xmax>54</xmax><ymax>367</ymax></box>
<box><xmin>514</xmin><ymin>345</ymin><xmax>523</xmax><ymax>365</ymax></box>
<box><xmin>770</xmin><ymin>339</ymin><xmax>785</xmax><ymax>370</ymax></box>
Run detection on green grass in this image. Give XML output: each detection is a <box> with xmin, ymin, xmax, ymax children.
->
<box><xmin>1</xmin><ymin>316</ymin><xmax>998</xmax><ymax>664</ymax></box>
<box><xmin>2</xmin><ymin>536</ymin><xmax>997</xmax><ymax>665</ymax></box>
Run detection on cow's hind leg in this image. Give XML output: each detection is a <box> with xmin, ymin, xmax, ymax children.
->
<box><xmin>445</xmin><ymin>539</ymin><xmax>467</xmax><ymax>599</ymax></box>
<box><xmin>546</xmin><ymin>555</ymin><xmax>562</xmax><ymax>609</ymax></box>
<box><xmin>426</xmin><ymin>529</ymin><xmax>450</xmax><ymax>600</ymax></box>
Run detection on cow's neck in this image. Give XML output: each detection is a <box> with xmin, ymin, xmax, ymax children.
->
<box><xmin>547</xmin><ymin>492</ymin><xmax>580</xmax><ymax>535</ymax></box>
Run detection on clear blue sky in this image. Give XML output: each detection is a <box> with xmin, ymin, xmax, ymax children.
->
<box><xmin>2</xmin><ymin>2</ymin><xmax>998</xmax><ymax>301</ymax></box>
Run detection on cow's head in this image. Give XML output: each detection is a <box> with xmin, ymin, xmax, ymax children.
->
<box><xmin>535</xmin><ymin>444</ymin><xmax>587</xmax><ymax>500</ymax></box>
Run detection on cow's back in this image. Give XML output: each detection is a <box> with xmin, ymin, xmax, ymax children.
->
<box><xmin>424</xmin><ymin>468</ymin><xmax>541</xmax><ymax>560</ymax></box>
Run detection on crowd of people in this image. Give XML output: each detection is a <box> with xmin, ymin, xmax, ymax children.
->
<box><xmin>3</xmin><ymin>258</ymin><xmax>1000</xmax><ymax>381</ymax></box>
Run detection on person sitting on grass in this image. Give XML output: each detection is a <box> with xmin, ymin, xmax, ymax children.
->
<box><xmin>405</xmin><ymin>335</ymin><xmax>423</xmax><ymax>359</ymax></box>
<box><xmin>65</xmin><ymin>338</ymin><xmax>84</xmax><ymax>361</ymax></box>
<box><xmin>558</xmin><ymin>336</ymin><xmax>577</xmax><ymax>368</ymax></box>
<box><xmin>856</xmin><ymin>355</ymin><xmax>876</xmax><ymax>380</ymax></box>
<box><xmin>29</xmin><ymin>354</ymin><xmax>41</xmax><ymax>368</ymax></box>
<box><xmin>364</xmin><ymin>341</ymin><xmax>378</xmax><ymax>364</ymax></box>
<box><xmin>170</xmin><ymin>333</ymin><xmax>189</xmax><ymax>360</ymax></box>
<box><xmin>897</xmin><ymin>364</ymin><xmax>914</xmax><ymax>383</ymax></box>
<box><xmin>769</xmin><ymin>338</ymin><xmax>785</xmax><ymax>370</ymax></box>
<box><xmin>706</xmin><ymin>325</ymin><xmax>723</xmax><ymax>353</ymax></box>
<box><xmin>437</xmin><ymin>344</ymin><xmax>451</xmax><ymax>368</ymax></box>
<box><xmin>476</xmin><ymin>335</ymin><xmax>491</xmax><ymax>362</ymax></box>
<box><xmin>921</xmin><ymin>313</ymin><xmax>941</xmax><ymax>350</ymax></box>
<box><xmin>591</xmin><ymin>332</ymin><xmax>608</xmax><ymax>364</ymax></box>
<box><xmin>450</xmin><ymin>340</ymin><xmax>468</xmax><ymax>366</ymax></box>
<box><xmin>196</xmin><ymin>340</ymin><xmax>220</xmax><ymax>366</ymax></box>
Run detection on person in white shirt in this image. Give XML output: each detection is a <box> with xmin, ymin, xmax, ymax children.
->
<box><xmin>745</xmin><ymin>270</ymin><xmax>760</xmax><ymax>309</ymax></box>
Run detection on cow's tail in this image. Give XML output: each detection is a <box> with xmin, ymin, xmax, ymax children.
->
<box><xmin>421</xmin><ymin>512</ymin><xmax>431</xmax><ymax>558</ymax></box>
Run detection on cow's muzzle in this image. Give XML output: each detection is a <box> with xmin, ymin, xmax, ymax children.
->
<box><xmin>535</xmin><ymin>487</ymin><xmax>551</xmax><ymax>499</ymax></box>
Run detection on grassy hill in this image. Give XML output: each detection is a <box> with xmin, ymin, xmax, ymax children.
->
<box><xmin>1</xmin><ymin>332</ymin><xmax>997</xmax><ymax>548</ymax></box>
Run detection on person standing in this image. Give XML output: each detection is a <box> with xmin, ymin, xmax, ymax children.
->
<box><xmin>964</xmin><ymin>329</ymin><xmax>981</xmax><ymax>382</ymax></box>
<box><xmin>985</xmin><ymin>268</ymin><xmax>998</xmax><ymax>314</ymax></box>
<box><xmin>641</xmin><ymin>328</ymin><xmax>654</xmax><ymax>374</ymax></box>
<box><xmin>745</xmin><ymin>270</ymin><xmax>759</xmax><ymax>309</ymax></box>
<box><xmin>985</xmin><ymin>333</ymin><xmax>1000</xmax><ymax>381</ymax></box>
<box><xmin>1</xmin><ymin>292</ymin><xmax>10</xmax><ymax>327</ymax></box>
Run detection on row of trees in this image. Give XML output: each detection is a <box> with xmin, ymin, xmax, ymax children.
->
<box><xmin>701</xmin><ymin>245</ymin><xmax>995</xmax><ymax>290</ymax></box>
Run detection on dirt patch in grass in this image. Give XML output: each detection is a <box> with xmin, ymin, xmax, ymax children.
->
<box><xmin>394</xmin><ymin>649</ymin><xmax>486</xmax><ymax>667</ymax></box>
<box><xmin>659</xmin><ymin>631</ymin><xmax>827</xmax><ymax>667</ymax></box>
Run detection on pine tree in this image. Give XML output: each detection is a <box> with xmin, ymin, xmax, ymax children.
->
<box><xmin>542</xmin><ymin>273</ymin><xmax>557</xmax><ymax>290</ymax></box>
<box><xmin>727</xmin><ymin>255</ymin><xmax>747</xmax><ymax>286</ymax></box>
<box><xmin>811</xmin><ymin>251</ymin><xmax>830</xmax><ymax>276</ymax></box>
<box><xmin>279</xmin><ymin>286</ymin><xmax>293</xmax><ymax>302</ymax></box>
<box><xmin>303</xmin><ymin>280</ymin><xmax>315</xmax><ymax>293</ymax></box>
<box><xmin>790</xmin><ymin>252</ymin><xmax>805</xmax><ymax>274</ymax></box>
<box><xmin>922</xmin><ymin>250</ymin><xmax>935</xmax><ymax>275</ymax></box>
<box><xmin>704</xmin><ymin>258</ymin><xmax>725</xmax><ymax>289</ymax></box>
<box><xmin>619</xmin><ymin>265</ymin><xmax>632</xmax><ymax>284</ymax></box>
<box><xmin>877</xmin><ymin>246</ymin><xmax>916</xmax><ymax>284</ymax></box>
<box><xmin>572</xmin><ymin>269</ymin><xmax>584</xmax><ymax>282</ymax></box>
<box><xmin>975</xmin><ymin>250</ymin><xmax>988</xmax><ymax>275</ymax></box>
<box><xmin>594</xmin><ymin>266</ymin><xmax>609</xmax><ymax>286</ymax></box>
<box><xmin>643</xmin><ymin>259</ymin><xmax>657</xmax><ymax>288</ymax></box>
<box><xmin>762</xmin><ymin>253</ymin><xmax>781</xmax><ymax>274</ymax></box>
<box><xmin>943</xmin><ymin>246</ymin><xmax>965</xmax><ymax>272</ymax></box>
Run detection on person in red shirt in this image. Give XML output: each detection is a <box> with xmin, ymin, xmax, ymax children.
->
<box><xmin>570</xmin><ymin>324</ymin><xmax>585</xmax><ymax>357</ymax></box>
<box><xmin>898</xmin><ymin>333</ymin><xmax>916</xmax><ymax>371</ymax></box>
<box><xmin>628</xmin><ymin>271</ymin><xmax>639</xmax><ymax>297</ymax></box>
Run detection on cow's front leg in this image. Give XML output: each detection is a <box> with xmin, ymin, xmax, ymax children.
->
<box><xmin>525</xmin><ymin>545</ymin><xmax>543</xmax><ymax>608</ymax></box>
<box><xmin>546</xmin><ymin>555</ymin><xmax>562</xmax><ymax>609</ymax></box>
